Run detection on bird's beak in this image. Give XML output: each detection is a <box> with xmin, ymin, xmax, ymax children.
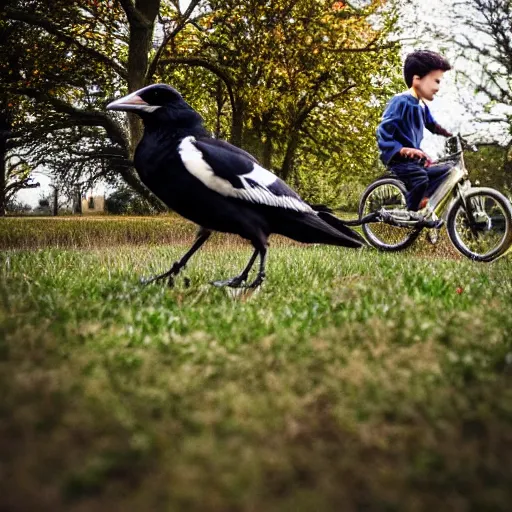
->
<box><xmin>106</xmin><ymin>91</ymin><xmax>159</xmax><ymax>113</ymax></box>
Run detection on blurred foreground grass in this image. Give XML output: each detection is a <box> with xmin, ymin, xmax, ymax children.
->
<box><xmin>1</xmin><ymin>217</ymin><xmax>512</xmax><ymax>511</ymax></box>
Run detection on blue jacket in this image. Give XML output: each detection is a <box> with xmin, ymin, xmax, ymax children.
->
<box><xmin>376</xmin><ymin>92</ymin><xmax>440</xmax><ymax>165</ymax></box>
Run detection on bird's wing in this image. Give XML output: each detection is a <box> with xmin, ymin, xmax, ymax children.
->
<box><xmin>195</xmin><ymin>137</ymin><xmax>260</xmax><ymax>164</ymax></box>
<box><xmin>178</xmin><ymin>136</ymin><xmax>313</xmax><ymax>213</ymax></box>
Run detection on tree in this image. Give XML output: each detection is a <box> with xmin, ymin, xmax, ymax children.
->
<box><xmin>0</xmin><ymin>155</ymin><xmax>40</xmax><ymax>214</ymax></box>
<box><xmin>435</xmin><ymin>0</ymin><xmax>512</xmax><ymax>165</ymax></box>
<box><xmin>0</xmin><ymin>21</ymin><xmax>41</xmax><ymax>215</ymax></box>
<box><xmin>5</xmin><ymin>197</ymin><xmax>32</xmax><ymax>215</ymax></box>
<box><xmin>105</xmin><ymin>186</ymin><xmax>157</xmax><ymax>214</ymax></box>
<box><xmin>464</xmin><ymin>142</ymin><xmax>512</xmax><ymax>195</ymax></box>
<box><xmin>399</xmin><ymin>0</ymin><xmax>512</xmax><ymax>184</ymax></box>
<box><xmin>2</xmin><ymin>0</ymin><xmax>204</xmax><ymax>213</ymax></box>
<box><xmin>3</xmin><ymin>0</ymin><xmax>400</xmax><ymax>212</ymax></box>
<box><xmin>158</xmin><ymin>0</ymin><xmax>400</xmax><ymax>185</ymax></box>
<box><xmin>448</xmin><ymin>0</ymin><xmax>512</xmax><ymax>109</ymax></box>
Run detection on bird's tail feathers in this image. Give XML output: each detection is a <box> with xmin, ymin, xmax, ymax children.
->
<box><xmin>316</xmin><ymin>211</ymin><xmax>366</xmax><ymax>246</ymax></box>
<box><xmin>273</xmin><ymin>210</ymin><xmax>365</xmax><ymax>248</ymax></box>
<box><xmin>309</xmin><ymin>203</ymin><xmax>333</xmax><ymax>213</ymax></box>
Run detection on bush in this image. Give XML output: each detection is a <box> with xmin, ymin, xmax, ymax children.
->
<box><xmin>105</xmin><ymin>187</ymin><xmax>157</xmax><ymax>215</ymax></box>
<box><xmin>5</xmin><ymin>199</ymin><xmax>32</xmax><ymax>215</ymax></box>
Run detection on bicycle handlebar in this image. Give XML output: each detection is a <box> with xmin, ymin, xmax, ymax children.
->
<box><xmin>437</xmin><ymin>134</ymin><xmax>478</xmax><ymax>163</ymax></box>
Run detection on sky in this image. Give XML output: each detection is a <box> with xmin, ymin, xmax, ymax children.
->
<box><xmin>16</xmin><ymin>173</ymin><xmax>105</xmax><ymax>208</ymax></box>
<box><xmin>14</xmin><ymin>0</ymin><xmax>511</xmax><ymax>207</ymax></box>
<box><xmin>16</xmin><ymin>173</ymin><xmax>52</xmax><ymax>207</ymax></box>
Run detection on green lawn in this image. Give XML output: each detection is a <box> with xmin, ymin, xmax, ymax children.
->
<box><xmin>1</xmin><ymin>217</ymin><xmax>512</xmax><ymax>511</ymax></box>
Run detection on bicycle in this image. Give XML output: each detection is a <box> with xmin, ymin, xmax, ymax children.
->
<box><xmin>358</xmin><ymin>134</ymin><xmax>512</xmax><ymax>261</ymax></box>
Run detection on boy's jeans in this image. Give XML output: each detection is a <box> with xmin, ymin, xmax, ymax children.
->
<box><xmin>388</xmin><ymin>160</ymin><xmax>452</xmax><ymax>211</ymax></box>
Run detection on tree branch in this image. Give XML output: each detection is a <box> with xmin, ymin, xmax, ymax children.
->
<box><xmin>119</xmin><ymin>0</ymin><xmax>152</xmax><ymax>28</ymax></box>
<box><xmin>328</xmin><ymin>42</ymin><xmax>398</xmax><ymax>54</ymax></box>
<box><xmin>158</xmin><ymin>57</ymin><xmax>237</xmax><ymax>116</ymax></box>
<box><xmin>4</xmin><ymin>7</ymin><xmax>128</xmax><ymax>80</ymax></box>
<box><xmin>146</xmin><ymin>0</ymin><xmax>203</xmax><ymax>83</ymax></box>
<box><xmin>15</xmin><ymin>87</ymin><xmax>130</xmax><ymax>150</ymax></box>
<box><xmin>5</xmin><ymin>178</ymin><xmax>40</xmax><ymax>195</ymax></box>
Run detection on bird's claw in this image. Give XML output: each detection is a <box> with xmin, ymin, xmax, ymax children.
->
<box><xmin>140</xmin><ymin>262</ymin><xmax>182</xmax><ymax>286</ymax></box>
<box><xmin>211</xmin><ymin>275</ymin><xmax>248</xmax><ymax>288</ymax></box>
<box><xmin>247</xmin><ymin>273</ymin><xmax>265</xmax><ymax>288</ymax></box>
<box><xmin>212</xmin><ymin>272</ymin><xmax>265</xmax><ymax>289</ymax></box>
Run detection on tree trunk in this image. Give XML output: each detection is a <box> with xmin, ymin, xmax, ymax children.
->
<box><xmin>0</xmin><ymin>137</ymin><xmax>6</xmax><ymax>218</ymax></box>
<box><xmin>0</xmin><ymin>108</ymin><xmax>10</xmax><ymax>217</ymax></box>
<box><xmin>279</xmin><ymin>97</ymin><xmax>322</xmax><ymax>181</ymax></box>
<box><xmin>118</xmin><ymin>0</ymin><xmax>167</xmax><ymax>213</ymax></box>
<box><xmin>214</xmin><ymin>79</ymin><xmax>224</xmax><ymax>138</ymax></box>
<box><xmin>505</xmin><ymin>141</ymin><xmax>512</xmax><ymax>173</ymax></box>
<box><xmin>126</xmin><ymin>0</ymin><xmax>161</xmax><ymax>153</ymax></box>
<box><xmin>230</xmin><ymin>98</ymin><xmax>244</xmax><ymax>147</ymax></box>
<box><xmin>280</xmin><ymin>131</ymin><xmax>300</xmax><ymax>181</ymax></box>
<box><xmin>118</xmin><ymin>165</ymin><xmax>166</xmax><ymax>212</ymax></box>
<box><xmin>262</xmin><ymin>132</ymin><xmax>273</xmax><ymax>170</ymax></box>
<box><xmin>73</xmin><ymin>188</ymin><xmax>82</xmax><ymax>214</ymax></box>
<box><xmin>52</xmin><ymin>186</ymin><xmax>59</xmax><ymax>216</ymax></box>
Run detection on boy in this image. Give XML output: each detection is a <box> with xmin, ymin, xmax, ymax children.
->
<box><xmin>377</xmin><ymin>50</ymin><xmax>453</xmax><ymax>220</ymax></box>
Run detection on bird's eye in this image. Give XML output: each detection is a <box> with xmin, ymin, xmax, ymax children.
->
<box><xmin>141</xmin><ymin>86</ymin><xmax>180</xmax><ymax>105</ymax></box>
<box><xmin>150</xmin><ymin>91</ymin><xmax>166</xmax><ymax>105</ymax></box>
<box><xmin>154</xmin><ymin>90</ymin><xmax>172</xmax><ymax>104</ymax></box>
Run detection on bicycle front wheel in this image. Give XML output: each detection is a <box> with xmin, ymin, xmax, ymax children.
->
<box><xmin>446</xmin><ymin>187</ymin><xmax>512</xmax><ymax>261</ymax></box>
<box><xmin>359</xmin><ymin>178</ymin><xmax>422</xmax><ymax>251</ymax></box>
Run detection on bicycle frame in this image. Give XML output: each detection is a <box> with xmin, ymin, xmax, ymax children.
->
<box><xmin>429</xmin><ymin>135</ymin><xmax>512</xmax><ymax>260</ymax></box>
<box><xmin>429</xmin><ymin>135</ymin><xmax>470</xmax><ymax>217</ymax></box>
<box><xmin>359</xmin><ymin>134</ymin><xmax>512</xmax><ymax>260</ymax></box>
<box><xmin>372</xmin><ymin>135</ymin><xmax>472</xmax><ymax>229</ymax></box>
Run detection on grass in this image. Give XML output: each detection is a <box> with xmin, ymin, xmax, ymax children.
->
<box><xmin>1</xmin><ymin>217</ymin><xmax>512</xmax><ymax>511</ymax></box>
<box><xmin>0</xmin><ymin>215</ymin><xmax>197</xmax><ymax>249</ymax></box>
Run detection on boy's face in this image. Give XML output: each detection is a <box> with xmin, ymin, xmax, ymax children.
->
<box><xmin>412</xmin><ymin>69</ymin><xmax>445</xmax><ymax>101</ymax></box>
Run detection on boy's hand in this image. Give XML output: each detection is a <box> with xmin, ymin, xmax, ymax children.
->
<box><xmin>434</xmin><ymin>124</ymin><xmax>453</xmax><ymax>138</ymax></box>
<box><xmin>399</xmin><ymin>147</ymin><xmax>431</xmax><ymax>165</ymax></box>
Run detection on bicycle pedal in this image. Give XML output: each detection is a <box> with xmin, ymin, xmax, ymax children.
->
<box><xmin>426</xmin><ymin>230</ymin><xmax>439</xmax><ymax>244</ymax></box>
<box><xmin>418</xmin><ymin>218</ymin><xmax>444</xmax><ymax>229</ymax></box>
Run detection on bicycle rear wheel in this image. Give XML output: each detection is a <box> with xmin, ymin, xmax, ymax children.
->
<box><xmin>359</xmin><ymin>178</ymin><xmax>421</xmax><ymax>251</ymax></box>
<box><xmin>446</xmin><ymin>187</ymin><xmax>512</xmax><ymax>261</ymax></box>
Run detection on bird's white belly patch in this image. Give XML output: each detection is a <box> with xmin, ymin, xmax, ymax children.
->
<box><xmin>178</xmin><ymin>137</ymin><xmax>312</xmax><ymax>213</ymax></box>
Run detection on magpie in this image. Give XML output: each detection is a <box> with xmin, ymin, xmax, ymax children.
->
<box><xmin>107</xmin><ymin>84</ymin><xmax>365</xmax><ymax>288</ymax></box>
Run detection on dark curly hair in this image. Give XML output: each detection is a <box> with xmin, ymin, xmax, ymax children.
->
<box><xmin>403</xmin><ymin>50</ymin><xmax>451</xmax><ymax>87</ymax></box>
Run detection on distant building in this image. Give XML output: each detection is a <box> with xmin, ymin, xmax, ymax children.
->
<box><xmin>81</xmin><ymin>195</ymin><xmax>105</xmax><ymax>214</ymax></box>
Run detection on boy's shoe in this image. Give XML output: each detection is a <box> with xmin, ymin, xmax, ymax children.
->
<box><xmin>415</xmin><ymin>208</ymin><xmax>444</xmax><ymax>229</ymax></box>
<box><xmin>418</xmin><ymin>197</ymin><xmax>430</xmax><ymax>210</ymax></box>
<box><xmin>409</xmin><ymin>205</ymin><xmax>444</xmax><ymax>229</ymax></box>
<box><xmin>421</xmin><ymin>217</ymin><xmax>444</xmax><ymax>229</ymax></box>
<box><xmin>426</xmin><ymin>229</ymin><xmax>439</xmax><ymax>244</ymax></box>
<box><xmin>416</xmin><ymin>201</ymin><xmax>434</xmax><ymax>219</ymax></box>
<box><xmin>378</xmin><ymin>208</ymin><xmax>444</xmax><ymax>229</ymax></box>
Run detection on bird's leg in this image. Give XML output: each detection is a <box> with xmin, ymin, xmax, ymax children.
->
<box><xmin>141</xmin><ymin>228</ymin><xmax>211</xmax><ymax>286</ymax></box>
<box><xmin>246</xmin><ymin>246</ymin><xmax>267</xmax><ymax>288</ymax></box>
<box><xmin>211</xmin><ymin>249</ymin><xmax>259</xmax><ymax>288</ymax></box>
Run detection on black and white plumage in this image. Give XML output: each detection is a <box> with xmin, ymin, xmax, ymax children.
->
<box><xmin>107</xmin><ymin>84</ymin><xmax>365</xmax><ymax>288</ymax></box>
<box><xmin>179</xmin><ymin>136</ymin><xmax>312</xmax><ymax>214</ymax></box>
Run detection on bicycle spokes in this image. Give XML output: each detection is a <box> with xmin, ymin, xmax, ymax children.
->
<box><xmin>451</xmin><ymin>193</ymin><xmax>509</xmax><ymax>258</ymax></box>
<box><xmin>360</xmin><ymin>180</ymin><xmax>421</xmax><ymax>250</ymax></box>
